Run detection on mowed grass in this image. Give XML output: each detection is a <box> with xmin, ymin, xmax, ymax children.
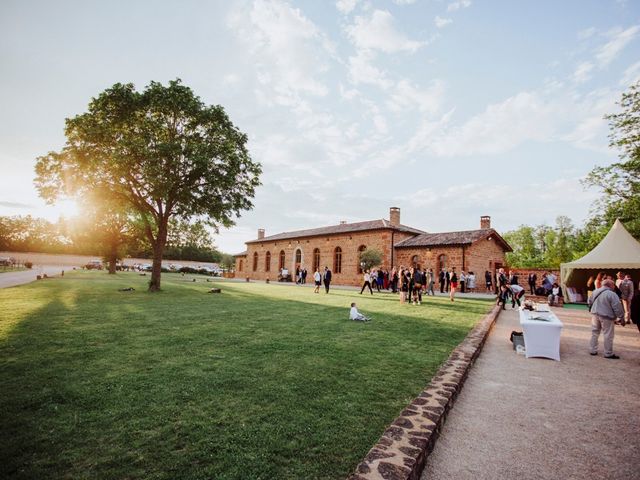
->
<box><xmin>0</xmin><ymin>271</ymin><xmax>492</xmax><ymax>480</ymax></box>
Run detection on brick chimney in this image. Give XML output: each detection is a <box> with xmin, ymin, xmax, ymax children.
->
<box><xmin>480</xmin><ymin>216</ymin><xmax>491</xmax><ymax>229</ymax></box>
<box><xmin>257</xmin><ymin>228</ymin><xmax>265</xmax><ymax>239</ymax></box>
<box><xmin>389</xmin><ymin>207</ymin><xmax>400</xmax><ymax>226</ymax></box>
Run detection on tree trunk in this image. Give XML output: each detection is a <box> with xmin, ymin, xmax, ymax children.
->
<box><xmin>107</xmin><ymin>242</ymin><xmax>118</xmax><ymax>274</ymax></box>
<box><xmin>148</xmin><ymin>219</ymin><xmax>168</xmax><ymax>292</ymax></box>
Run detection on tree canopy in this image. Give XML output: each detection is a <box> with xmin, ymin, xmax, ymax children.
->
<box><xmin>584</xmin><ymin>80</ymin><xmax>640</xmax><ymax>239</ymax></box>
<box><xmin>35</xmin><ymin>79</ymin><xmax>261</xmax><ymax>290</ymax></box>
<box><xmin>359</xmin><ymin>248</ymin><xmax>383</xmax><ymax>271</ymax></box>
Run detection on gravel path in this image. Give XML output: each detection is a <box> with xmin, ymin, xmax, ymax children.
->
<box><xmin>0</xmin><ymin>265</ymin><xmax>74</xmax><ymax>289</ymax></box>
<box><xmin>422</xmin><ymin>307</ymin><xmax>640</xmax><ymax>480</ymax></box>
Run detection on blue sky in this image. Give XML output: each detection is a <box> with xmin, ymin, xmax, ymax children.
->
<box><xmin>1</xmin><ymin>0</ymin><xmax>639</xmax><ymax>253</ymax></box>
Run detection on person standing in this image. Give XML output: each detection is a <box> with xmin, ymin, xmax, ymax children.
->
<box><xmin>391</xmin><ymin>268</ymin><xmax>398</xmax><ymax>293</ymax></box>
<box><xmin>439</xmin><ymin>269</ymin><xmax>446</xmax><ymax>293</ymax></box>
<box><xmin>588</xmin><ymin>279</ymin><xmax>625</xmax><ymax>359</ymax></box>
<box><xmin>619</xmin><ymin>273</ymin><xmax>634</xmax><ymax>326</ymax></box>
<box><xmin>360</xmin><ymin>270</ymin><xmax>373</xmax><ymax>295</ymax></box>
<box><xmin>400</xmin><ymin>269</ymin><xmax>408</xmax><ymax>303</ymax></box>
<box><xmin>313</xmin><ymin>269</ymin><xmax>321</xmax><ymax>293</ymax></box>
<box><xmin>509</xmin><ymin>270</ymin><xmax>519</xmax><ymax>286</ymax></box>
<box><xmin>449</xmin><ymin>267</ymin><xmax>458</xmax><ymax>302</ymax></box>
<box><xmin>376</xmin><ymin>269</ymin><xmax>383</xmax><ymax>292</ymax></box>
<box><xmin>323</xmin><ymin>266</ymin><xmax>332</xmax><ymax>294</ymax></box>
<box><xmin>427</xmin><ymin>268</ymin><xmax>435</xmax><ymax>296</ymax></box>
<box><xmin>412</xmin><ymin>267</ymin><xmax>423</xmax><ymax>305</ymax></box>
<box><xmin>459</xmin><ymin>270</ymin><xmax>466</xmax><ymax>294</ymax></box>
<box><xmin>630</xmin><ymin>281</ymin><xmax>640</xmax><ymax>333</ymax></box>
<box><xmin>485</xmin><ymin>270</ymin><xmax>493</xmax><ymax>293</ymax></box>
<box><xmin>528</xmin><ymin>272</ymin><xmax>537</xmax><ymax>295</ymax></box>
<box><xmin>302</xmin><ymin>268</ymin><xmax>307</xmax><ymax>284</ymax></box>
<box><xmin>445</xmin><ymin>269</ymin><xmax>451</xmax><ymax>293</ymax></box>
<box><xmin>466</xmin><ymin>271</ymin><xmax>476</xmax><ymax>293</ymax></box>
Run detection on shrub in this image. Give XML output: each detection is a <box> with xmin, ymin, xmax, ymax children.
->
<box><xmin>24</xmin><ymin>261</ymin><xmax>33</xmax><ymax>269</ymax></box>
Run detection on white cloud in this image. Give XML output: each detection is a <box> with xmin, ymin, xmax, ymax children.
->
<box><xmin>595</xmin><ymin>25</ymin><xmax>640</xmax><ymax>67</ymax></box>
<box><xmin>336</xmin><ymin>0</ymin><xmax>359</xmax><ymax>15</ymax></box>
<box><xmin>393</xmin><ymin>0</ymin><xmax>417</xmax><ymax>4</ymax></box>
<box><xmin>346</xmin><ymin>9</ymin><xmax>426</xmax><ymax>53</ymax></box>
<box><xmin>578</xmin><ymin>27</ymin><xmax>597</xmax><ymax>40</ymax></box>
<box><xmin>572</xmin><ymin>61</ymin><xmax>595</xmax><ymax>83</ymax></box>
<box><xmin>347</xmin><ymin>49</ymin><xmax>393</xmax><ymax>88</ymax></box>
<box><xmin>620</xmin><ymin>61</ymin><xmax>640</xmax><ymax>86</ymax></box>
<box><xmin>387</xmin><ymin>79</ymin><xmax>445</xmax><ymax>114</ymax></box>
<box><xmin>447</xmin><ymin>0</ymin><xmax>471</xmax><ymax>12</ymax></box>
<box><xmin>434</xmin><ymin>16</ymin><xmax>453</xmax><ymax>28</ymax></box>
<box><xmin>227</xmin><ymin>0</ymin><xmax>332</xmax><ymax>102</ymax></box>
<box><xmin>373</xmin><ymin>114</ymin><xmax>388</xmax><ymax>134</ymax></box>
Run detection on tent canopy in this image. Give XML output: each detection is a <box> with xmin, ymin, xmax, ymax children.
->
<box><xmin>561</xmin><ymin>219</ymin><xmax>640</xmax><ymax>300</ymax></box>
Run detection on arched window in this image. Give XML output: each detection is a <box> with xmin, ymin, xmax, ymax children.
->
<box><xmin>253</xmin><ymin>252</ymin><xmax>258</xmax><ymax>271</ymax></box>
<box><xmin>412</xmin><ymin>255</ymin><xmax>420</xmax><ymax>268</ymax></box>
<box><xmin>239</xmin><ymin>260</ymin><xmax>243</xmax><ymax>272</ymax></box>
<box><xmin>313</xmin><ymin>248</ymin><xmax>321</xmax><ymax>272</ymax></box>
<box><xmin>265</xmin><ymin>251</ymin><xmax>271</xmax><ymax>272</ymax></box>
<box><xmin>334</xmin><ymin>247</ymin><xmax>342</xmax><ymax>273</ymax></box>
<box><xmin>438</xmin><ymin>254</ymin><xmax>447</xmax><ymax>271</ymax></box>
<box><xmin>357</xmin><ymin>245</ymin><xmax>367</xmax><ymax>273</ymax></box>
<box><xmin>295</xmin><ymin>249</ymin><xmax>302</xmax><ymax>264</ymax></box>
<box><xmin>279</xmin><ymin>250</ymin><xmax>285</xmax><ymax>270</ymax></box>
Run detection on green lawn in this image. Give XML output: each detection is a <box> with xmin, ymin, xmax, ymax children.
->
<box><xmin>0</xmin><ymin>271</ymin><xmax>492</xmax><ymax>480</ymax></box>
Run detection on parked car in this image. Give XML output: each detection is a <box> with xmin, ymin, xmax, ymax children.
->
<box><xmin>0</xmin><ymin>257</ymin><xmax>14</xmax><ymax>266</ymax></box>
<box><xmin>85</xmin><ymin>260</ymin><xmax>104</xmax><ymax>270</ymax></box>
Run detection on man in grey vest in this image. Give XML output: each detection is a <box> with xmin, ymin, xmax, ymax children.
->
<box><xmin>588</xmin><ymin>279</ymin><xmax>625</xmax><ymax>359</ymax></box>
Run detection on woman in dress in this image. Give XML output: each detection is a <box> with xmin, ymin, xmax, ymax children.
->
<box><xmin>450</xmin><ymin>267</ymin><xmax>458</xmax><ymax>302</ymax></box>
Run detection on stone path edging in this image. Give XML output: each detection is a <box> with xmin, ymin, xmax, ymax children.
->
<box><xmin>348</xmin><ymin>305</ymin><xmax>502</xmax><ymax>480</ymax></box>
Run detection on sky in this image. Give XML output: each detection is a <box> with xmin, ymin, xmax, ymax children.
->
<box><xmin>1</xmin><ymin>0</ymin><xmax>639</xmax><ymax>254</ymax></box>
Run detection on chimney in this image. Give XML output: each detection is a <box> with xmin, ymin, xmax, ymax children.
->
<box><xmin>257</xmin><ymin>228</ymin><xmax>265</xmax><ymax>239</ymax></box>
<box><xmin>389</xmin><ymin>207</ymin><xmax>400</xmax><ymax>226</ymax></box>
<box><xmin>480</xmin><ymin>216</ymin><xmax>491</xmax><ymax>229</ymax></box>
<box><xmin>339</xmin><ymin>220</ymin><xmax>347</xmax><ymax>225</ymax></box>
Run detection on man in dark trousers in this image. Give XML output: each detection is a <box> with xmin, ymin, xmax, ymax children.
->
<box><xmin>509</xmin><ymin>270</ymin><xmax>519</xmax><ymax>285</ymax></box>
<box><xmin>528</xmin><ymin>272</ymin><xmax>537</xmax><ymax>295</ymax></box>
<box><xmin>323</xmin><ymin>266</ymin><xmax>332</xmax><ymax>293</ymax></box>
<box><xmin>439</xmin><ymin>269</ymin><xmax>446</xmax><ymax>293</ymax></box>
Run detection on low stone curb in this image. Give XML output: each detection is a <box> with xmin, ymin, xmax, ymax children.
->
<box><xmin>348</xmin><ymin>305</ymin><xmax>502</xmax><ymax>480</ymax></box>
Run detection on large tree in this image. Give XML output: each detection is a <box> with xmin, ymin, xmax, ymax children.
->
<box><xmin>35</xmin><ymin>80</ymin><xmax>261</xmax><ymax>290</ymax></box>
<box><xmin>584</xmin><ymin>80</ymin><xmax>640</xmax><ymax>239</ymax></box>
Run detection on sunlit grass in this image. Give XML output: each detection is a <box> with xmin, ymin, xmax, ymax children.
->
<box><xmin>0</xmin><ymin>271</ymin><xmax>492</xmax><ymax>479</ymax></box>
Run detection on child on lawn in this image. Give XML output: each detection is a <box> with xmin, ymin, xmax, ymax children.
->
<box><xmin>349</xmin><ymin>302</ymin><xmax>371</xmax><ymax>322</ymax></box>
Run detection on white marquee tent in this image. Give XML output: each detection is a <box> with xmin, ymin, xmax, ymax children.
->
<box><xmin>560</xmin><ymin>219</ymin><xmax>640</xmax><ymax>302</ymax></box>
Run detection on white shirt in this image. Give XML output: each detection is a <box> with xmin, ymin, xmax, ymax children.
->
<box><xmin>349</xmin><ymin>307</ymin><xmax>360</xmax><ymax>320</ymax></box>
<box><xmin>510</xmin><ymin>284</ymin><xmax>524</xmax><ymax>294</ymax></box>
<box><xmin>364</xmin><ymin>272</ymin><xmax>370</xmax><ymax>282</ymax></box>
<box><xmin>314</xmin><ymin>271</ymin><xmax>321</xmax><ymax>282</ymax></box>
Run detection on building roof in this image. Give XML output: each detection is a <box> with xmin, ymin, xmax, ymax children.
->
<box><xmin>234</xmin><ymin>251</ymin><xmax>248</xmax><ymax>257</ymax></box>
<box><xmin>394</xmin><ymin>228</ymin><xmax>512</xmax><ymax>252</ymax></box>
<box><xmin>245</xmin><ymin>219</ymin><xmax>425</xmax><ymax>244</ymax></box>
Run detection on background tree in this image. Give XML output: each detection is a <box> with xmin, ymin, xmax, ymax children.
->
<box><xmin>35</xmin><ymin>80</ymin><xmax>261</xmax><ymax>290</ymax></box>
<box><xmin>68</xmin><ymin>192</ymin><xmax>136</xmax><ymax>274</ymax></box>
<box><xmin>359</xmin><ymin>248</ymin><xmax>383</xmax><ymax>272</ymax></box>
<box><xmin>584</xmin><ymin>80</ymin><xmax>640</xmax><ymax>239</ymax></box>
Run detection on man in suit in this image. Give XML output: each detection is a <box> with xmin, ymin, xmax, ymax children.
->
<box><xmin>323</xmin><ymin>266</ymin><xmax>332</xmax><ymax>293</ymax></box>
<box><xmin>509</xmin><ymin>271</ymin><xmax>519</xmax><ymax>286</ymax></box>
<box><xmin>528</xmin><ymin>272</ymin><xmax>537</xmax><ymax>295</ymax></box>
<box><xmin>439</xmin><ymin>269</ymin><xmax>446</xmax><ymax>293</ymax></box>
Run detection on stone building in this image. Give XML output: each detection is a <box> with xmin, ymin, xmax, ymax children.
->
<box><xmin>234</xmin><ymin>208</ymin><xmax>511</xmax><ymax>286</ymax></box>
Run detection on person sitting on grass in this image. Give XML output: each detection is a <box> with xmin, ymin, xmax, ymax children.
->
<box><xmin>349</xmin><ymin>302</ymin><xmax>371</xmax><ymax>322</ymax></box>
<box><xmin>497</xmin><ymin>284</ymin><xmax>510</xmax><ymax>310</ymax></box>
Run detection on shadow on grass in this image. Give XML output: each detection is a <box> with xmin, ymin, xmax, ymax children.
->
<box><xmin>0</xmin><ymin>273</ymin><xmax>491</xmax><ymax>480</ymax></box>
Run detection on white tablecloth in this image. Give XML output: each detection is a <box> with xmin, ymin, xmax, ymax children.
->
<box><xmin>519</xmin><ymin>309</ymin><xmax>563</xmax><ymax>361</ymax></box>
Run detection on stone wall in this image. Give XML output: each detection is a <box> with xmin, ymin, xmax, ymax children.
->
<box><xmin>235</xmin><ymin>229</ymin><xmax>416</xmax><ymax>286</ymax></box>
<box><xmin>394</xmin><ymin>236</ymin><xmax>508</xmax><ymax>279</ymax></box>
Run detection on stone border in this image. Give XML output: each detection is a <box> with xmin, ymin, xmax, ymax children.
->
<box><xmin>348</xmin><ymin>305</ymin><xmax>502</xmax><ymax>480</ymax></box>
